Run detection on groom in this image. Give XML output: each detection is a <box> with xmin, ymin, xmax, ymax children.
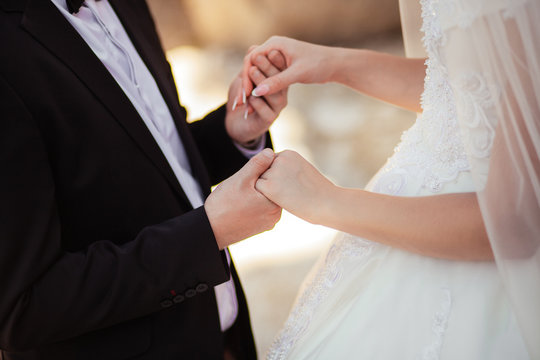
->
<box><xmin>0</xmin><ymin>0</ymin><xmax>286</xmax><ymax>359</ymax></box>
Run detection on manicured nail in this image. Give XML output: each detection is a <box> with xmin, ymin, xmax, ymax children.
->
<box><xmin>260</xmin><ymin>148</ymin><xmax>274</xmax><ymax>159</ymax></box>
<box><xmin>232</xmin><ymin>98</ymin><xmax>238</xmax><ymax>111</ymax></box>
<box><xmin>244</xmin><ymin>109</ymin><xmax>248</xmax><ymax>120</ymax></box>
<box><xmin>252</xmin><ymin>84</ymin><xmax>269</xmax><ymax>97</ymax></box>
<box><xmin>242</xmin><ymin>89</ymin><xmax>246</xmax><ymax>104</ymax></box>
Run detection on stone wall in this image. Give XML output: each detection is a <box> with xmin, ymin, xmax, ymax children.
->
<box><xmin>147</xmin><ymin>0</ymin><xmax>401</xmax><ymax>50</ymax></box>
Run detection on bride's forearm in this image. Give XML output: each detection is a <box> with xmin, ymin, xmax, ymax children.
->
<box><xmin>316</xmin><ymin>187</ymin><xmax>493</xmax><ymax>261</ymax></box>
<box><xmin>257</xmin><ymin>150</ymin><xmax>491</xmax><ymax>260</ymax></box>
<box><xmin>328</xmin><ymin>48</ymin><xmax>426</xmax><ymax>113</ymax></box>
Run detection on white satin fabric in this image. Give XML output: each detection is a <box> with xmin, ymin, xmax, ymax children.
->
<box><xmin>266</xmin><ymin>0</ymin><xmax>536</xmax><ymax>358</ymax></box>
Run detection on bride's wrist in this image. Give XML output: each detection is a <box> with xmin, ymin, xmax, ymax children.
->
<box><xmin>316</xmin><ymin>45</ymin><xmax>340</xmax><ymax>84</ymax></box>
<box><xmin>330</xmin><ymin>48</ymin><xmax>370</xmax><ymax>91</ymax></box>
<box><xmin>309</xmin><ymin>184</ymin><xmax>341</xmax><ymax>226</ymax></box>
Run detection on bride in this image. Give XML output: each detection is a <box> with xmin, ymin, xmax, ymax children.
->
<box><xmin>236</xmin><ymin>0</ymin><xmax>540</xmax><ymax>358</ymax></box>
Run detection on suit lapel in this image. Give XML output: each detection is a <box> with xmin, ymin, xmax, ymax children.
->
<box><xmin>20</xmin><ymin>0</ymin><xmax>194</xmax><ymax>206</ymax></box>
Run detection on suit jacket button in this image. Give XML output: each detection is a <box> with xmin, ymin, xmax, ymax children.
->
<box><xmin>160</xmin><ymin>299</ymin><xmax>173</xmax><ymax>308</ymax></box>
<box><xmin>185</xmin><ymin>289</ymin><xmax>197</xmax><ymax>298</ymax></box>
<box><xmin>196</xmin><ymin>283</ymin><xmax>209</xmax><ymax>293</ymax></box>
<box><xmin>173</xmin><ymin>294</ymin><xmax>185</xmax><ymax>304</ymax></box>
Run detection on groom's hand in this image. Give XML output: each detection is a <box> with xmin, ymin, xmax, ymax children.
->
<box><xmin>205</xmin><ymin>149</ymin><xmax>282</xmax><ymax>249</ymax></box>
<box><xmin>256</xmin><ymin>150</ymin><xmax>335</xmax><ymax>225</ymax></box>
<box><xmin>225</xmin><ymin>52</ymin><xmax>288</xmax><ymax>146</ymax></box>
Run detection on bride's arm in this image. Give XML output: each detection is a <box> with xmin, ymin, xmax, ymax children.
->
<box><xmin>256</xmin><ymin>150</ymin><xmax>492</xmax><ymax>261</ymax></box>
<box><xmin>330</xmin><ymin>48</ymin><xmax>426</xmax><ymax>113</ymax></box>
<box><xmin>324</xmin><ymin>187</ymin><xmax>491</xmax><ymax>260</ymax></box>
<box><xmin>239</xmin><ymin>36</ymin><xmax>426</xmax><ymax>113</ymax></box>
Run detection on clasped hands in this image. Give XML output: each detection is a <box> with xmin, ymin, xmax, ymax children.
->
<box><xmin>206</xmin><ymin>39</ymin><xmax>335</xmax><ymax>250</ymax></box>
<box><xmin>205</xmin><ymin>147</ymin><xmax>334</xmax><ymax>250</ymax></box>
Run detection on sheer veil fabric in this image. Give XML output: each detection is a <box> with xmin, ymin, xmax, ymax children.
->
<box><xmin>399</xmin><ymin>0</ymin><xmax>540</xmax><ymax>357</ymax></box>
<box><xmin>399</xmin><ymin>0</ymin><xmax>427</xmax><ymax>58</ymax></box>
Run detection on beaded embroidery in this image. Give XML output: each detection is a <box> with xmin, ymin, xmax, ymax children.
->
<box><xmin>419</xmin><ymin>288</ymin><xmax>453</xmax><ymax>360</ymax></box>
<box><xmin>266</xmin><ymin>0</ymin><xmax>472</xmax><ymax>358</ymax></box>
<box><xmin>373</xmin><ymin>0</ymin><xmax>470</xmax><ymax>196</ymax></box>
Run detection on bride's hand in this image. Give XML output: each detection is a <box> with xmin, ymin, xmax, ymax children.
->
<box><xmin>236</xmin><ymin>36</ymin><xmax>334</xmax><ymax>102</ymax></box>
<box><xmin>225</xmin><ymin>57</ymin><xmax>288</xmax><ymax>145</ymax></box>
<box><xmin>255</xmin><ymin>150</ymin><xmax>336</xmax><ymax>224</ymax></box>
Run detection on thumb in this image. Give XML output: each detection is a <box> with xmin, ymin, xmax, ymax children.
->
<box><xmin>251</xmin><ymin>69</ymin><xmax>295</xmax><ymax>97</ymax></box>
<box><xmin>239</xmin><ymin>148</ymin><xmax>275</xmax><ymax>183</ymax></box>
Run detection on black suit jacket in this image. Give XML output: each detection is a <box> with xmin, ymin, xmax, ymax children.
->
<box><xmin>0</xmin><ymin>0</ymin><xmax>259</xmax><ymax>358</ymax></box>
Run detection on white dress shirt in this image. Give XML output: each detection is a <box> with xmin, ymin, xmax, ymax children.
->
<box><xmin>50</xmin><ymin>0</ymin><xmax>254</xmax><ymax>331</ymax></box>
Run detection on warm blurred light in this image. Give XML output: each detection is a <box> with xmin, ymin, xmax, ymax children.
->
<box><xmin>167</xmin><ymin>46</ymin><xmax>229</xmax><ymax>121</ymax></box>
<box><xmin>230</xmin><ymin>210</ymin><xmax>336</xmax><ymax>267</ymax></box>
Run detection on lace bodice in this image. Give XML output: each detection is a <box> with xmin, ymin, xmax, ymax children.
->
<box><xmin>266</xmin><ymin>1</ymin><xmax>471</xmax><ymax>359</ymax></box>
<box><xmin>372</xmin><ymin>0</ymin><xmax>470</xmax><ymax>196</ymax></box>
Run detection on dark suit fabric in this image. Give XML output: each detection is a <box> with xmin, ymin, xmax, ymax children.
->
<box><xmin>0</xmin><ymin>0</ymin><xmax>258</xmax><ymax>358</ymax></box>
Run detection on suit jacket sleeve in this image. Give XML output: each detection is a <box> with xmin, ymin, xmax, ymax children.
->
<box><xmin>189</xmin><ymin>105</ymin><xmax>273</xmax><ymax>185</ymax></box>
<box><xmin>0</xmin><ymin>75</ymin><xmax>230</xmax><ymax>351</ymax></box>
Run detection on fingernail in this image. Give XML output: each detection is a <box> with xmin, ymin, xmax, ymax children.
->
<box><xmin>261</xmin><ymin>148</ymin><xmax>274</xmax><ymax>159</ymax></box>
<box><xmin>232</xmin><ymin>98</ymin><xmax>238</xmax><ymax>111</ymax></box>
<box><xmin>252</xmin><ymin>84</ymin><xmax>269</xmax><ymax>97</ymax></box>
<box><xmin>242</xmin><ymin>89</ymin><xmax>246</xmax><ymax>104</ymax></box>
<box><xmin>244</xmin><ymin>109</ymin><xmax>248</xmax><ymax>120</ymax></box>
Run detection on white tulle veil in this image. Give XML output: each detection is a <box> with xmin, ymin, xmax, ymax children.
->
<box><xmin>400</xmin><ymin>0</ymin><xmax>540</xmax><ymax>357</ymax></box>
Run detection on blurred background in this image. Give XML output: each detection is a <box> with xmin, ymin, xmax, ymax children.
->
<box><xmin>147</xmin><ymin>0</ymin><xmax>416</xmax><ymax>356</ymax></box>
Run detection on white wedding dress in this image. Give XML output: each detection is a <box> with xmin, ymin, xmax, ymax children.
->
<box><xmin>266</xmin><ymin>0</ymin><xmax>533</xmax><ymax>359</ymax></box>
